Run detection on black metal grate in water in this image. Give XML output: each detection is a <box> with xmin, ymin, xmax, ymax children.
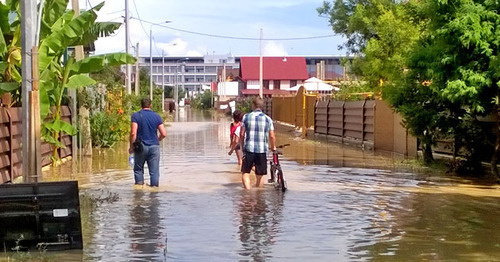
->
<box><xmin>0</xmin><ymin>181</ymin><xmax>83</xmax><ymax>252</ymax></box>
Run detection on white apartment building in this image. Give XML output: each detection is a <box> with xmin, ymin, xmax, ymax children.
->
<box><xmin>137</xmin><ymin>53</ymin><xmax>238</xmax><ymax>95</ymax></box>
<box><xmin>135</xmin><ymin>54</ymin><xmax>350</xmax><ymax>96</ymax></box>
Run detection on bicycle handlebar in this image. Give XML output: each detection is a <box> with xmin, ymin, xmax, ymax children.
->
<box><xmin>276</xmin><ymin>143</ymin><xmax>290</xmax><ymax>149</ymax></box>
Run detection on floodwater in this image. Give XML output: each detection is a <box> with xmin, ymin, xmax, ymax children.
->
<box><xmin>10</xmin><ymin>108</ymin><xmax>500</xmax><ymax>261</ymax></box>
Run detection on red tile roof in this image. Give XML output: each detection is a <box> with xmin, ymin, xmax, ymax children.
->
<box><xmin>240</xmin><ymin>57</ymin><xmax>308</xmax><ymax>81</ymax></box>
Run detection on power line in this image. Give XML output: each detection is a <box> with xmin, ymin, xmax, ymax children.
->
<box><xmin>86</xmin><ymin>0</ymin><xmax>93</xmax><ymax>9</ymax></box>
<box><xmin>130</xmin><ymin>17</ymin><xmax>336</xmax><ymax>41</ymax></box>
<box><xmin>161</xmin><ymin>25</ymin><xmax>336</xmax><ymax>41</ymax></box>
<box><xmin>152</xmin><ymin>36</ymin><xmax>162</xmax><ymax>56</ymax></box>
<box><xmin>131</xmin><ymin>0</ymin><xmax>150</xmax><ymax>38</ymax></box>
<box><xmin>129</xmin><ymin>1</ymin><xmax>167</xmax><ymax>56</ymax></box>
<box><xmin>106</xmin><ymin>9</ymin><xmax>124</xmax><ymax>15</ymax></box>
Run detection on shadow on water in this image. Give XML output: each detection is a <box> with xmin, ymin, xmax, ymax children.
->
<box><xmin>20</xmin><ymin>107</ymin><xmax>500</xmax><ymax>261</ymax></box>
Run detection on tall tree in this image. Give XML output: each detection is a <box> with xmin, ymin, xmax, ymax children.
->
<box><xmin>318</xmin><ymin>0</ymin><xmax>420</xmax><ymax>89</ymax></box>
<box><xmin>407</xmin><ymin>0</ymin><xmax>499</xmax><ymax>174</ymax></box>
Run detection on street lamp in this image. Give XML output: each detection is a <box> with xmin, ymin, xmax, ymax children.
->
<box><xmin>175</xmin><ymin>58</ymin><xmax>189</xmax><ymax>112</ymax></box>
<box><xmin>149</xmin><ymin>21</ymin><xmax>171</xmax><ymax>101</ymax></box>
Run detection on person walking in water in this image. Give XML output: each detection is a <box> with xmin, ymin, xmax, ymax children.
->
<box><xmin>228</xmin><ymin>110</ymin><xmax>243</xmax><ymax>165</ymax></box>
<box><xmin>129</xmin><ymin>98</ymin><xmax>167</xmax><ymax>187</ymax></box>
<box><xmin>239</xmin><ymin>97</ymin><xmax>276</xmax><ymax>189</ymax></box>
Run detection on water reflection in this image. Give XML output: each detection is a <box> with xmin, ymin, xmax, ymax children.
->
<box><xmin>129</xmin><ymin>191</ymin><xmax>166</xmax><ymax>261</ymax></box>
<box><xmin>31</xmin><ymin>108</ymin><xmax>500</xmax><ymax>261</ymax></box>
<box><xmin>236</xmin><ymin>190</ymin><xmax>284</xmax><ymax>260</ymax></box>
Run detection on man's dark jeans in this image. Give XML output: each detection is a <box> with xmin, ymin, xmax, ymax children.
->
<box><xmin>134</xmin><ymin>144</ymin><xmax>160</xmax><ymax>186</ymax></box>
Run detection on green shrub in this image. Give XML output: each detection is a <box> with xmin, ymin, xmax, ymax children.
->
<box><xmin>332</xmin><ymin>82</ymin><xmax>376</xmax><ymax>101</ymax></box>
<box><xmin>236</xmin><ymin>96</ymin><xmax>253</xmax><ymax>113</ymax></box>
<box><xmin>90</xmin><ymin>112</ymin><xmax>119</xmax><ymax>148</ymax></box>
<box><xmin>191</xmin><ymin>91</ymin><xmax>214</xmax><ymax>109</ymax></box>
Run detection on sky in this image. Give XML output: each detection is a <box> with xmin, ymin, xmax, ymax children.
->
<box><xmin>82</xmin><ymin>0</ymin><xmax>346</xmax><ymax>57</ymax></box>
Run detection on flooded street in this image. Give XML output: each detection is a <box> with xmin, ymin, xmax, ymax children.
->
<box><xmin>36</xmin><ymin>108</ymin><xmax>500</xmax><ymax>261</ymax></box>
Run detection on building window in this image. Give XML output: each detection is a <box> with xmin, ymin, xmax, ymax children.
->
<box><xmin>290</xmin><ymin>80</ymin><xmax>297</xmax><ymax>87</ymax></box>
<box><xmin>206</xmin><ymin>66</ymin><xmax>216</xmax><ymax>73</ymax></box>
<box><xmin>263</xmin><ymin>80</ymin><xmax>269</xmax><ymax>89</ymax></box>
<box><xmin>273</xmin><ymin>80</ymin><xmax>280</xmax><ymax>89</ymax></box>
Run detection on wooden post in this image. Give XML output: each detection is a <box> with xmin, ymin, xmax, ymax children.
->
<box><xmin>361</xmin><ymin>99</ymin><xmax>367</xmax><ymax>146</ymax></box>
<box><xmin>6</xmin><ymin>109</ymin><xmax>13</xmax><ymax>182</ymax></box>
<box><xmin>341</xmin><ymin>101</ymin><xmax>345</xmax><ymax>142</ymax></box>
<box><xmin>302</xmin><ymin>87</ymin><xmax>307</xmax><ymax>138</ymax></box>
<box><xmin>30</xmin><ymin>46</ymin><xmax>41</xmax><ymax>182</ymax></box>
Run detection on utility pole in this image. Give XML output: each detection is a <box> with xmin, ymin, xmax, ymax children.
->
<box><xmin>135</xmin><ymin>43</ymin><xmax>140</xmax><ymax>95</ymax></box>
<box><xmin>149</xmin><ymin>28</ymin><xmax>153</xmax><ymax>101</ymax></box>
<box><xmin>259</xmin><ymin>28</ymin><xmax>263</xmax><ymax>98</ymax></box>
<box><xmin>125</xmin><ymin>0</ymin><xmax>131</xmax><ymax>94</ymax></box>
<box><xmin>222</xmin><ymin>62</ymin><xmax>226</xmax><ymax>101</ymax></box>
<box><xmin>21</xmin><ymin>0</ymin><xmax>36</xmax><ymax>183</ymax></box>
<box><xmin>162</xmin><ymin>50</ymin><xmax>165</xmax><ymax>112</ymax></box>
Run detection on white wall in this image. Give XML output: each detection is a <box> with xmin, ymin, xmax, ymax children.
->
<box><xmin>246</xmin><ymin>80</ymin><xmax>260</xmax><ymax>90</ymax></box>
<box><xmin>217</xmin><ymin>82</ymin><xmax>239</xmax><ymax>96</ymax></box>
<box><xmin>247</xmin><ymin>80</ymin><xmax>303</xmax><ymax>90</ymax></box>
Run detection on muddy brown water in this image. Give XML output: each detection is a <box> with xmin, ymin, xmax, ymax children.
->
<box><xmin>6</xmin><ymin>108</ymin><xmax>500</xmax><ymax>261</ymax></box>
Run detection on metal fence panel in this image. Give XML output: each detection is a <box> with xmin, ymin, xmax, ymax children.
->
<box><xmin>315</xmin><ymin>101</ymin><xmax>329</xmax><ymax>134</ymax></box>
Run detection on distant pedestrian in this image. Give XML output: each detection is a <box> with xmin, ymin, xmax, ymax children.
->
<box><xmin>240</xmin><ymin>97</ymin><xmax>276</xmax><ymax>189</ymax></box>
<box><xmin>228</xmin><ymin>110</ymin><xmax>243</xmax><ymax>165</ymax></box>
<box><xmin>129</xmin><ymin>98</ymin><xmax>167</xmax><ymax>187</ymax></box>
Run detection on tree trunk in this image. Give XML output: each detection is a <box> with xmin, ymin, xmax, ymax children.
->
<box><xmin>423</xmin><ymin>141</ymin><xmax>434</xmax><ymax>164</ymax></box>
<box><xmin>79</xmin><ymin>106</ymin><xmax>92</xmax><ymax>156</ymax></box>
<box><xmin>491</xmin><ymin>107</ymin><xmax>500</xmax><ymax>180</ymax></box>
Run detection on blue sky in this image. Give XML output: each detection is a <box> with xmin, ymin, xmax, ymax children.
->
<box><xmin>85</xmin><ymin>0</ymin><xmax>346</xmax><ymax>57</ymax></box>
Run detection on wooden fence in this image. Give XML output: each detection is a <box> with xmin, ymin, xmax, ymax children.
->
<box><xmin>270</xmin><ymin>88</ymin><xmax>417</xmax><ymax>156</ymax></box>
<box><xmin>0</xmin><ymin>106</ymin><xmax>73</xmax><ymax>184</ymax></box>
<box><xmin>272</xmin><ymin>87</ymin><xmax>315</xmax><ymax>128</ymax></box>
<box><xmin>315</xmin><ymin>100</ymin><xmax>375</xmax><ymax>142</ymax></box>
<box><xmin>315</xmin><ymin>100</ymin><xmax>416</xmax><ymax>156</ymax></box>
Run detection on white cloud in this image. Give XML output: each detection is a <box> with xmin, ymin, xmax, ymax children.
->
<box><xmin>157</xmin><ymin>38</ymin><xmax>203</xmax><ymax>56</ymax></box>
<box><xmin>263</xmin><ymin>41</ymin><xmax>288</xmax><ymax>56</ymax></box>
<box><xmin>87</xmin><ymin>0</ymin><xmax>346</xmax><ymax>56</ymax></box>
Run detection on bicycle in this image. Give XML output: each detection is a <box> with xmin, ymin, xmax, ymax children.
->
<box><xmin>269</xmin><ymin>144</ymin><xmax>290</xmax><ymax>192</ymax></box>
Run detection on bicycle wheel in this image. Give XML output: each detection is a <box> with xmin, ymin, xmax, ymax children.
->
<box><xmin>277</xmin><ymin>169</ymin><xmax>287</xmax><ymax>192</ymax></box>
<box><xmin>272</xmin><ymin>168</ymin><xmax>280</xmax><ymax>189</ymax></box>
<box><xmin>269</xmin><ymin>164</ymin><xmax>276</xmax><ymax>184</ymax></box>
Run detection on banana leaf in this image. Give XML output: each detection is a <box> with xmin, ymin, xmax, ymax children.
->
<box><xmin>66</xmin><ymin>74</ymin><xmax>96</xmax><ymax>89</ymax></box>
<box><xmin>0</xmin><ymin>82</ymin><xmax>18</xmax><ymax>93</ymax></box>
<box><xmin>80</xmin><ymin>22</ymin><xmax>121</xmax><ymax>46</ymax></box>
<box><xmin>38</xmin><ymin>2</ymin><xmax>104</xmax><ymax>71</ymax></box>
<box><xmin>40</xmin><ymin>0</ymin><xmax>70</xmax><ymax>40</ymax></box>
<box><xmin>70</xmin><ymin>52</ymin><xmax>136</xmax><ymax>74</ymax></box>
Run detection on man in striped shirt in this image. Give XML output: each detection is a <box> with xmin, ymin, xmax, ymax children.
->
<box><xmin>239</xmin><ymin>97</ymin><xmax>276</xmax><ymax>189</ymax></box>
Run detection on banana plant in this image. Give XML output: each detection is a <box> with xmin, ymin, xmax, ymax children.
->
<box><xmin>36</xmin><ymin>0</ymin><xmax>135</xmax><ymax>162</ymax></box>
<box><xmin>0</xmin><ymin>0</ymin><xmax>22</xmax><ymax>103</ymax></box>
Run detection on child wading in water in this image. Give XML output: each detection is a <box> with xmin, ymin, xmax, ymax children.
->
<box><xmin>228</xmin><ymin>110</ymin><xmax>243</xmax><ymax>165</ymax></box>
